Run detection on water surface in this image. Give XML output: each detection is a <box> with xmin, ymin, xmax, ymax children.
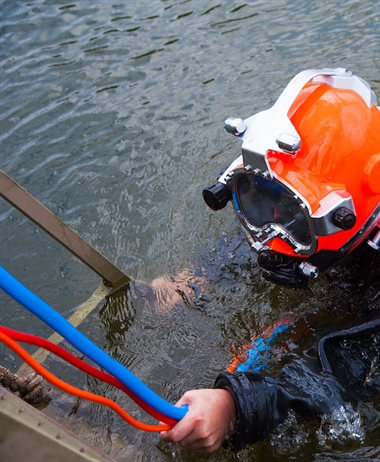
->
<box><xmin>1</xmin><ymin>1</ymin><xmax>379</xmax><ymax>461</ymax></box>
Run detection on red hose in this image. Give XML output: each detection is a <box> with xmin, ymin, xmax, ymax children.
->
<box><xmin>0</xmin><ymin>328</ymin><xmax>176</xmax><ymax>431</ymax></box>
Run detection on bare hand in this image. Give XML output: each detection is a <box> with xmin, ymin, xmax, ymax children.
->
<box><xmin>160</xmin><ymin>388</ymin><xmax>236</xmax><ymax>453</ymax></box>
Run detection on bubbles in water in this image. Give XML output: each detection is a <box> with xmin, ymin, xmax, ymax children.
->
<box><xmin>317</xmin><ymin>404</ymin><xmax>364</xmax><ymax>448</ymax></box>
<box><xmin>268</xmin><ymin>410</ymin><xmax>311</xmax><ymax>453</ymax></box>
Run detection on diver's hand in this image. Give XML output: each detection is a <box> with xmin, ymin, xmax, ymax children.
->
<box><xmin>160</xmin><ymin>388</ymin><xmax>236</xmax><ymax>453</ymax></box>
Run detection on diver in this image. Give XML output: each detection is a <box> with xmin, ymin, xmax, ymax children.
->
<box><xmin>160</xmin><ymin>68</ymin><xmax>380</xmax><ymax>453</ymax></box>
<box><xmin>202</xmin><ymin>68</ymin><xmax>380</xmax><ymax>289</ymax></box>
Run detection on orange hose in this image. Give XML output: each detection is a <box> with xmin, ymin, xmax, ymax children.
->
<box><xmin>0</xmin><ymin>331</ymin><xmax>170</xmax><ymax>432</ymax></box>
<box><xmin>0</xmin><ymin>326</ymin><xmax>177</xmax><ymax>426</ymax></box>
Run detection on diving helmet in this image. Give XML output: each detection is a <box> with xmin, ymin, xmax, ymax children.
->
<box><xmin>203</xmin><ymin>69</ymin><xmax>380</xmax><ymax>287</ymax></box>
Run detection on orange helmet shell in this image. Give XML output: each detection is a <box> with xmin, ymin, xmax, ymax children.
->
<box><xmin>267</xmin><ymin>82</ymin><xmax>380</xmax><ymax>254</ymax></box>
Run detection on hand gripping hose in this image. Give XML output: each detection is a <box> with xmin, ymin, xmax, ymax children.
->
<box><xmin>0</xmin><ymin>265</ymin><xmax>187</xmax><ymax>422</ymax></box>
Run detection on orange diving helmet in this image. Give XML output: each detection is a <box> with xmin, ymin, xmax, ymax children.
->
<box><xmin>203</xmin><ymin>69</ymin><xmax>380</xmax><ymax>287</ymax></box>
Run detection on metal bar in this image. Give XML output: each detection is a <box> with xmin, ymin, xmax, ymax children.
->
<box><xmin>0</xmin><ymin>170</ymin><xmax>129</xmax><ymax>288</ymax></box>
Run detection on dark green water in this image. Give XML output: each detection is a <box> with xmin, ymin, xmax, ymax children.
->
<box><xmin>1</xmin><ymin>1</ymin><xmax>379</xmax><ymax>460</ymax></box>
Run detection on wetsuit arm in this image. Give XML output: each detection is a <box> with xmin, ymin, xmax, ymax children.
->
<box><xmin>214</xmin><ymin>362</ymin><xmax>346</xmax><ymax>450</ymax></box>
<box><xmin>214</xmin><ymin>317</ymin><xmax>379</xmax><ymax>450</ymax></box>
<box><xmin>214</xmin><ymin>371</ymin><xmax>290</xmax><ymax>448</ymax></box>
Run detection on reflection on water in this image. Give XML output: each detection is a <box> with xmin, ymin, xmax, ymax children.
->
<box><xmin>1</xmin><ymin>0</ymin><xmax>379</xmax><ymax>461</ymax></box>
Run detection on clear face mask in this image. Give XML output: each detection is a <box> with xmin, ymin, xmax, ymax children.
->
<box><xmin>230</xmin><ymin>172</ymin><xmax>314</xmax><ymax>255</ymax></box>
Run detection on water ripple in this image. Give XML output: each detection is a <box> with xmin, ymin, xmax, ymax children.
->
<box><xmin>1</xmin><ymin>1</ymin><xmax>380</xmax><ymax>460</ymax></box>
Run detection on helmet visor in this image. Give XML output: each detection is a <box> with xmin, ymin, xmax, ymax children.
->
<box><xmin>234</xmin><ymin>174</ymin><xmax>312</xmax><ymax>246</ymax></box>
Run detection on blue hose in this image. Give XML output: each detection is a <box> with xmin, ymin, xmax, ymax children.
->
<box><xmin>0</xmin><ymin>265</ymin><xmax>187</xmax><ymax>421</ymax></box>
<box><xmin>235</xmin><ymin>320</ymin><xmax>292</xmax><ymax>372</ymax></box>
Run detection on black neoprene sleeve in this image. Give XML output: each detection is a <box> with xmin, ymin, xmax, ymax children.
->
<box><xmin>214</xmin><ymin>317</ymin><xmax>379</xmax><ymax>450</ymax></box>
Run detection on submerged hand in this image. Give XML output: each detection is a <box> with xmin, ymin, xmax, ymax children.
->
<box><xmin>160</xmin><ymin>388</ymin><xmax>236</xmax><ymax>453</ymax></box>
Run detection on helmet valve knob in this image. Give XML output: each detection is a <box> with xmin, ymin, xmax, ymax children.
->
<box><xmin>224</xmin><ymin>118</ymin><xmax>246</xmax><ymax>136</ymax></box>
<box><xmin>276</xmin><ymin>133</ymin><xmax>301</xmax><ymax>154</ymax></box>
<box><xmin>202</xmin><ymin>183</ymin><xmax>231</xmax><ymax>211</ymax></box>
<box><xmin>367</xmin><ymin>229</ymin><xmax>380</xmax><ymax>251</ymax></box>
<box><xmin>298</xmin><ymin>261</ymin><xmax>319</xmax><ymax>279</ymax></box>
<box><xmin>333</xmin><ymin>207</ymin><xmax>356</xmax><ymax>230</ymax></box>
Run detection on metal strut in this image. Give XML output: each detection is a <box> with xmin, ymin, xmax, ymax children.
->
<box><xmin>0</xmin><ymin>170</ymin><xmax>129</xmax><ymax>289</ymax></box>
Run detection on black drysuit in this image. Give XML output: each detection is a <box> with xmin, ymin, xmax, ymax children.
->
<box><xmin>215</xmin><ymin>317</ymin><xmax>380</xmax><ymax>449</ymax></box>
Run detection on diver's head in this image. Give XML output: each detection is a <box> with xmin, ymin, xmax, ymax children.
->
<box><xmin>203</xmin><ymin>69</ymin><xmax>380</xmax><ymax>288</ymax></box>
